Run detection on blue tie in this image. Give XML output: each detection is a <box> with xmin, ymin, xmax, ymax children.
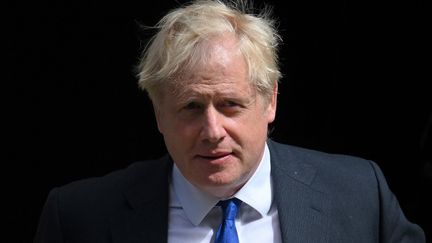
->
<box><xmin>215</xmin><ymin>198</ymin><xmax>242</xmax><ymax>243</ymax></box>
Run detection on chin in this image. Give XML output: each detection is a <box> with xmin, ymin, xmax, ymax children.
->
<box><xmin>199</xmin><ymin>172</ymin><xmax>244</xmax><ymax>197</ymax></box>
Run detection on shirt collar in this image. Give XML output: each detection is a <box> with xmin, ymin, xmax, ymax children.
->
<box><xmin>171</xmin><ymin>143</ymin><xmax>273</xmax><ymax>226</ymax></box>
<box><xmin>233</xmin><ymin>143</ymin><xmax>272</xmax><ymax>218</ymax></box>
<box><xmin>171</xmin><ymin>164</ymin><xmax>219</xmax><ymax>226</ymax></box>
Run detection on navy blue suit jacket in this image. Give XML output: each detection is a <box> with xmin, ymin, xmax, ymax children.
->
<box><xmin>34</xmin><ymin>140</ymin><xmax>425</xmax><ymax>242</ymax></box>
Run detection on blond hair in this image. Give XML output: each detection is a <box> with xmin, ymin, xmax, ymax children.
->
<box><xmin>137</xmin><ymin>0</ymin><xmax>281</xmax><ymax>102</ymax></box>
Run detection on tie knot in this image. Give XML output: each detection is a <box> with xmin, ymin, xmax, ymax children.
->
<box><xmin>218</xmin><ymin>198</ymin><xmax>242</xmax><ymax>221</ymax></box>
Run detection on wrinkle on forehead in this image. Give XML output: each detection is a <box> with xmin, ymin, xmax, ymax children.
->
<box><xmin>172</xmin><ymin>81</ymin><xmax>255</xmax><ymax>105</ymax></box>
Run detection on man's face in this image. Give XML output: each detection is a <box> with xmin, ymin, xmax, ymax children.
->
<box><xmin>155</xmin><ymin>36</ymin><xmax>277</xmax><ymax>197</ymax></box>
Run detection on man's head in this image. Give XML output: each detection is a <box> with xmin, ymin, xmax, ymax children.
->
<box><xmin>137</xmin><ymin>0</ymin><xmax>281</xmax><ymax>197</ymax></box>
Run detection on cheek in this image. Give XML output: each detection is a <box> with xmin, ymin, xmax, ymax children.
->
<box><xmin>163</xmin><ymin>119</ymin><xmax>201</xmax><ymax>149</ymax></box>
<box><xmin>242</xmin><ymin>111</ymin><xmax>270</xmax><ymax>145</ymax></box>
<box><xmin>227</xmin><ymin>115</ymin><xmax>268</xmax><ymax>147</ymax></box>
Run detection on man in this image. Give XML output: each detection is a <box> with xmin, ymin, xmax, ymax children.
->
<box><xmin>34</xmin><ymin>0</ymin><xmax>425</xmax><ymax>242</ymax></box>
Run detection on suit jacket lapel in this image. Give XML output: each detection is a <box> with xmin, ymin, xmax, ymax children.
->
<box><xmin>269</xmin><ymin>140</ymin><xmax>332</xmax><ymax>243</ymax></box>
<box><xmin>110</xmin><ymin>156</ymin><xmax>172</xmax><ymax>243</ymax></box>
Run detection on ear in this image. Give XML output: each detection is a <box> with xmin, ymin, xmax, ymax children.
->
<box><xmin>153</xmin><ymin>102</ymin><xmax>164</xmax><ymax>134</ymax></box>
<box><xmin>266</xmin><ymin>82</ymin><xmax>278</xmax><ymax>123</ymax></box>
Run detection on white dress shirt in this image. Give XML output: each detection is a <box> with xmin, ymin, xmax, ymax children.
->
<box><xmin>168</xmin><ymin>143</ymin><xmax>282</xmax><ymax>243</ymax></box>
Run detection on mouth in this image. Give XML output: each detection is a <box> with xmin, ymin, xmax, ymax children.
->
<box><xmin>195</xmin><ymin>152</ymin><xmax>233</xmax><ymax>164</ymax></box>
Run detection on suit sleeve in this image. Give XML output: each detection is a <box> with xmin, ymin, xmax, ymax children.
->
<box><xmin>34</xmin><ymin>188</ymin><xmax>64</xmax><ymax>243</ymax></box>
<box><xmin>369</xmin><ymin>161</ymin><xmax>426</xmax><ymax>243</ymax></box>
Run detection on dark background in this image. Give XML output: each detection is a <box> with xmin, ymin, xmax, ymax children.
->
<box><xmin>6</xmin><ymin>0</ymin><xmax>430</xmax><ymax>242</ymax></box>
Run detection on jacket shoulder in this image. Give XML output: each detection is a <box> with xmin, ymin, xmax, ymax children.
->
<box><xmin>35</xmin><ymin>157</ymin><xmax>172</xmax><ymax>242</ymax></box>
<box><xmin>268</xmin><ymin>140</ymin><xmax>425</xmax><ymax>242</ymax></box>
<box><xmin>268</xmin><ymin>139</ymin><xmax>376</xmax><ymax>182</ymax></box>
<box><xmin>268</xmin><ymin>139</ymin><xmax>385</xmax><ymax>204</ymax></box>
<box><xmin>49</xmin><ymin>156</ymin><xmax>171</xmax><ymax>221</ymax></box>
<box><xmin>59</xmin><ymin>157</ymin><xmax>169</xmax><ymax>197</ymax></box>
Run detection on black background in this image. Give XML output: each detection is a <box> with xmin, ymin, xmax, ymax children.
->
<box><xmin>6</xmin><ymin>0</ymin><xmax>431</xmax><ymax>242</ymax></box>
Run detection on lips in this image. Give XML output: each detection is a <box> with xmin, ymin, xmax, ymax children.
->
<box><xmin>195</xmin><ymin>151</ymin><xmax>233</xmax><ymax>162</ymax></box>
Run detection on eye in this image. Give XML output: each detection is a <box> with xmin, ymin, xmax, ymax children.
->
<box><xmin>222</xmin><ymin>100</ymin><xmax>240</xmax><ymax>107</ymax></box>
<box><xmin>184</xmin><ymin>102</ymin><xmax>202</xmax><ymax>110</ymax></box>
<box><xmin>227</xmin><ymin>101</ymin><xmax>238</xmax><ymax>107</ymax></box>
<box><xmin>218</xmin><ymin>100</ymin><xmax>244</xmax><ymax>116</ymax></box>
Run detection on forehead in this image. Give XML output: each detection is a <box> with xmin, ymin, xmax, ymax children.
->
<box><xmin>186</xmin><ymin>35</ymin><xmax>246</xmax><ymax>79</ymax></box>
<box><xmin>167</xmin><ymin>35</ymin><xmax>253</xmax><ymax>97</ymax></box>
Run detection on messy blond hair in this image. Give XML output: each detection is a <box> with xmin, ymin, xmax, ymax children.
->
<box><xmin>137</xmin><ymin>0</ymin><xmax>281</xmax><ymax>103</ymax></box>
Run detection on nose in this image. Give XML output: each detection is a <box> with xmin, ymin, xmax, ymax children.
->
<box><xmin>200</xmin><ymin>106</ymin><xmax>227</xmax><ymax>143</ymax></box>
